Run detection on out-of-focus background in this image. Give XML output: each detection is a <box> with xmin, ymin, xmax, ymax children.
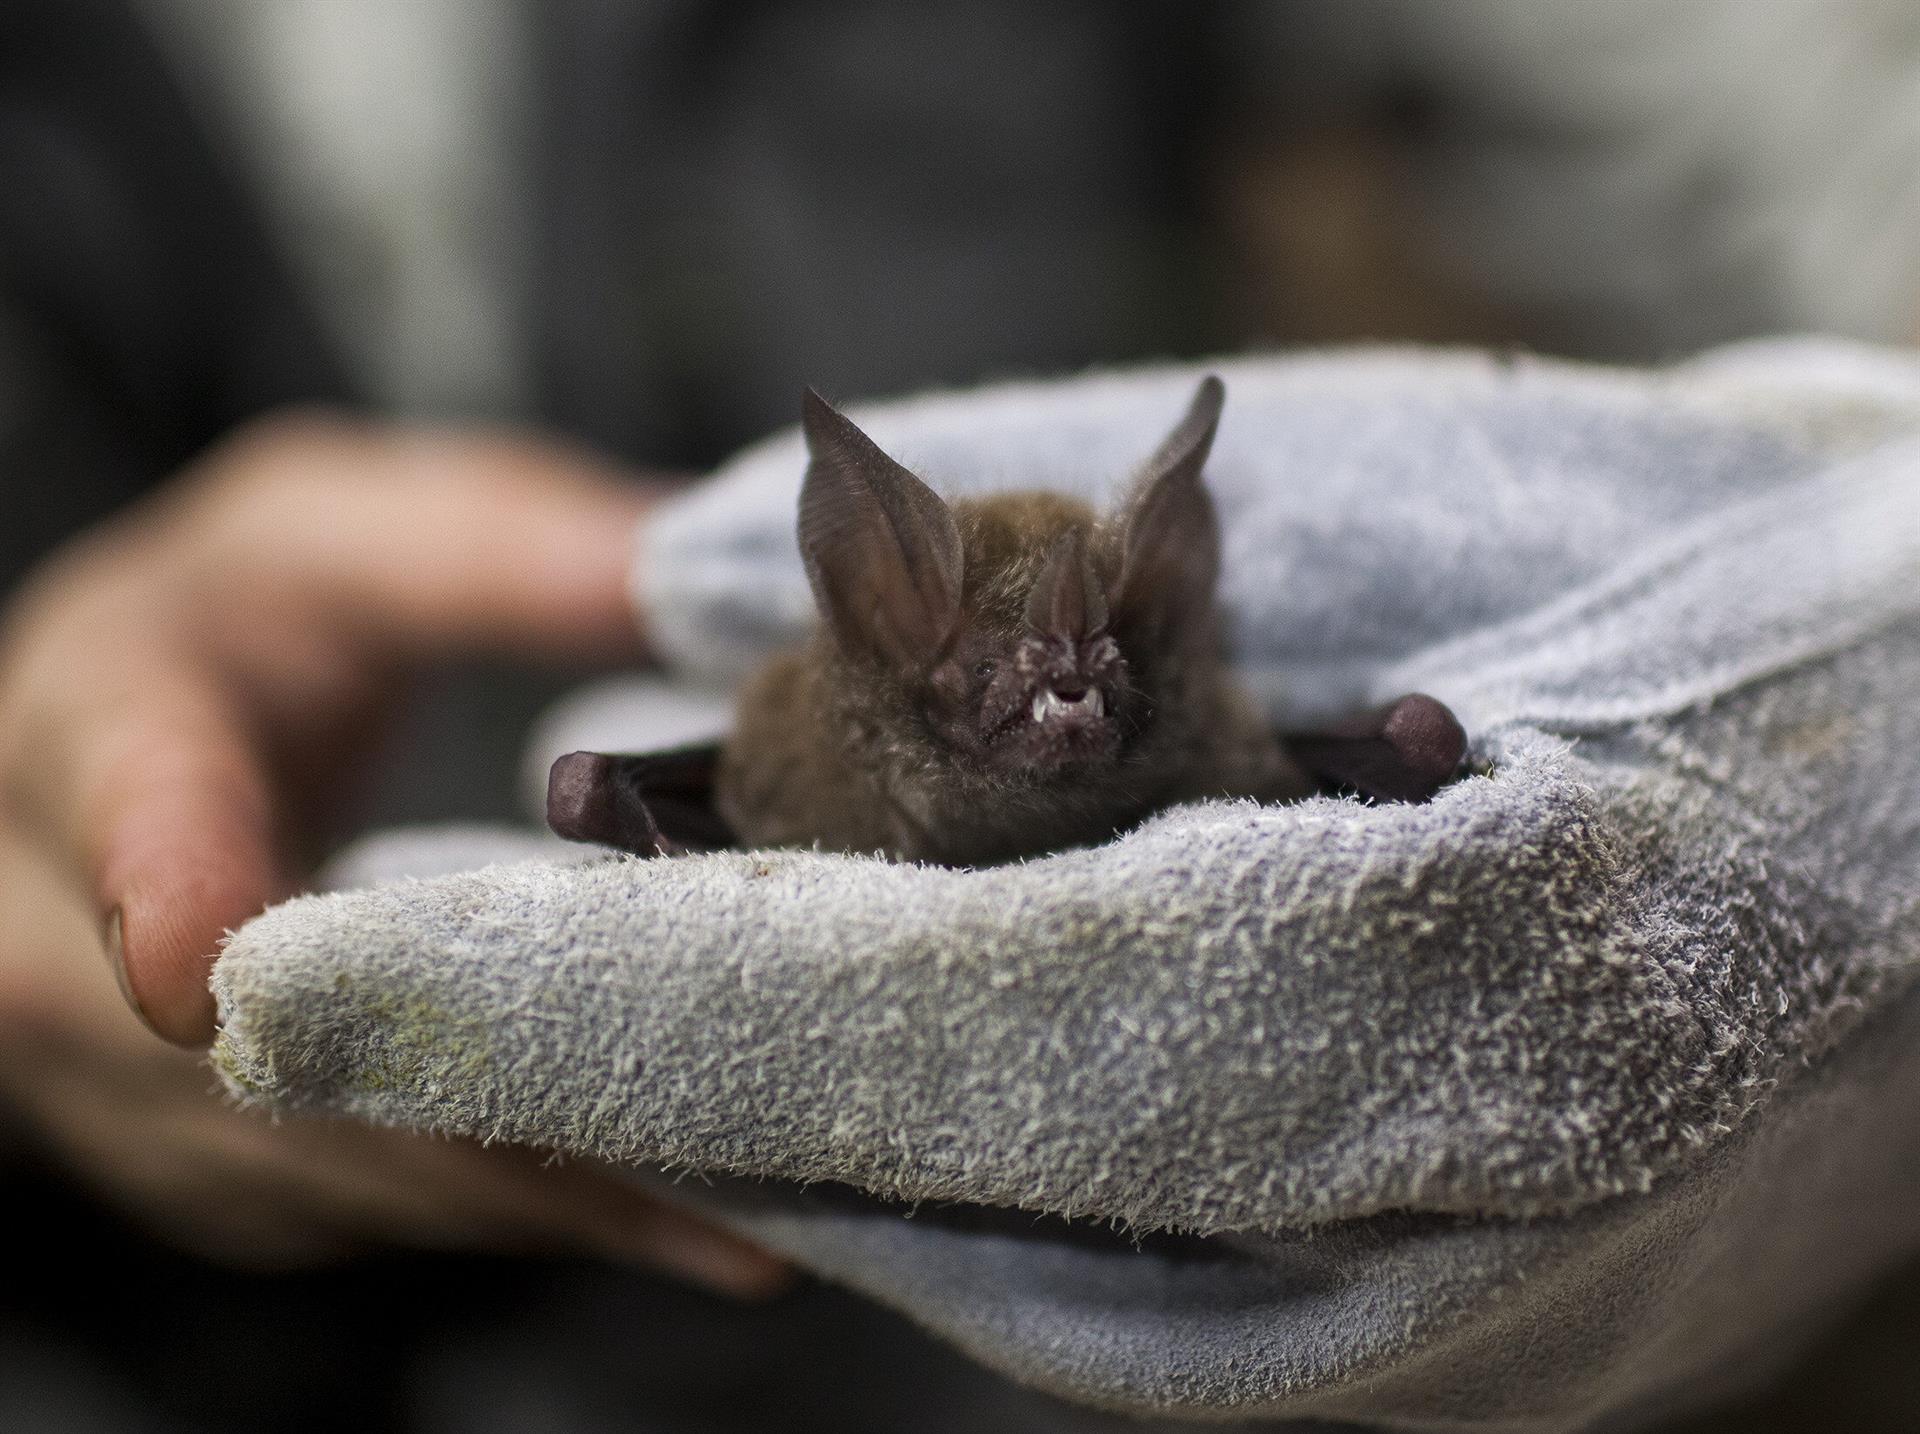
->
<box><xmin>2</xmin><ymin>2</ymin><xmax>1918</xmax><ymax>1430</ymax></box>
<box><xmin>16</xmin><ymin>0</ymin><xmax>1911</xmax><ymax>824</ymax></box>
<box><xmin>140</xmin><ymin>0</ymin><xmax>1920</xmax><ymax>439</ymax></box>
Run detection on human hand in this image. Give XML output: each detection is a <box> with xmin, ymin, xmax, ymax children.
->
<box><xmin>0</xmin><ymin>411</ymin><xmax>658</xmax><ymax>1043</ymax></box>
<box><xmin>0</xmin><ymin>412</ymin><xmax>787</xmax><ymax>1291</ymax></box>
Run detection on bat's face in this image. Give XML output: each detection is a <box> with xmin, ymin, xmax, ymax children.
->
<box><xmin>922</xmin><ymin>590</ymin><xmax>1131</xmax><ymax>780</ymax></box>
<box><xmin>980</xmin><ymin>624</ymin><xmax>1128</xmax><ymax>772</ymax></box>
<box><xmin>796</xmin><ymin>376</ymin><xmax>1226</xmax><ymax>790</ymax></box>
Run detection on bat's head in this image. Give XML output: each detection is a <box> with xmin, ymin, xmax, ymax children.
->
<box><xmin>797</xmin><ymin>376</ymin><xmax>1226</xmax><ymax>786</ymax></box>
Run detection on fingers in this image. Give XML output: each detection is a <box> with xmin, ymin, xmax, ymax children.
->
<box><xmin>193</xmin><ymin>420</ymin><xmax>660</xmax><ymax>664</ymax></box>
<box><xmin>1</xmin><ymin>998</ymin><xmax>791</xmax><ymax>1291</ymax></box>
<box><xmin>94</xmin><ymin>723</ymin><xmax>284</xmax><ymax>1045</ymax></box>
<box><xmin>610</xmin><ymin>1200</ymin><xmax>795</xmax><ymax>1299</ymax></box>
<box><xmin>1</xmin><ymin>721</ymin><xmax>789</xmax><ymax>1291</ymax></box>
<box><xmin>1</xmin><ymin>415</ymin><xmax>666</xmax><ymax>1045</ymax></box>
<box><xmin>0</xmin><ymin>414</ymin><xmax>783</xmax><ymax>1293</ymax></box>
<box><xmin>10</xmin><ymin>653</ymin><xmax>285</xmax><ymax>1044</ymax></box>
<box><xmin>445</xmin><ymin>1147</ymin><xmax>795</xmax><ymax>1298</ymax></box>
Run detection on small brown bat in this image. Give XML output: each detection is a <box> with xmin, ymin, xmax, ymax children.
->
<box><xmin>714</xmin><ymin>376</ymin><xmax>1313</xmax><ymax>865</ymax></box>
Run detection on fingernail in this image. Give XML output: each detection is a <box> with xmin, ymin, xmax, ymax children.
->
<box><xmin>101</xmin><ymin>906</ymin><xmax>160</xmax><ymax>1037</ymax></box>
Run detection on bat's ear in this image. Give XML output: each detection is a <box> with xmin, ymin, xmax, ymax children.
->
<box><xmin>1025</xmin><ymin>526</ymin><xmax>1108</xmax><ymax>641</ymax></box>
<box><xmin>1108</xmin><ymin>375</ymin><xmax>1224</xmax><ymax>643</ymax></box>
<box><xmin>798</xmin><ymin>388</ymin><xmax>963</xmax><ymax>668</ymax></box>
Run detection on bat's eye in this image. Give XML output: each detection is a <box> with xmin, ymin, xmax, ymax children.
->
<box><xmin>974</xmin><ymin>660</ymin><xmax>997</xmax><ymax>679</ymax></box>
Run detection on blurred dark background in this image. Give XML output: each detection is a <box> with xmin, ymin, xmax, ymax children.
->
<box><xmin>11</xmin><ymin>0</ymin><xmax>1917</xmax><ymax>828</ymax></box>
<box><xmin>10</xmin><ymin>0</ymin><xmax>1920</xmax><ymax>582</ymax></box>
<box><xmin>2</xmin><ymin>1</ymin><xmax>1918</xmax><ymax>1429</ymax></box>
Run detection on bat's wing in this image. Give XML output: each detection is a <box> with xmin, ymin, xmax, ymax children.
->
<box><xmin>546</xmin><ymin>745</ymin><xmax>735</xmax><ymax>856</ymax></box>
<box><xmin>1286</xmin><ymin>694</ymin><xmax>1467</xmax><ymax>804</ymax></box>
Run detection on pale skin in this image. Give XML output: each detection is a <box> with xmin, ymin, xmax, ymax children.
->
<box><xmin>0</xmin><ymin>411</ymin><xmax>787</xmax><ymax>1291</ymax></box>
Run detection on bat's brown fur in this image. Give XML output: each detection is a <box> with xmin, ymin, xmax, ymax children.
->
<box><xmin>716</xmin><ymin>381</ymin><xmax>1309</xmax><ymax>866</ymax></box>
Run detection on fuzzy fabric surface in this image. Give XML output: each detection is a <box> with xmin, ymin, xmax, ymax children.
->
<box><xmin>212</xmin><ymin>340</ymin><xmax>1920</xmax><ymax>1431</ymax></box>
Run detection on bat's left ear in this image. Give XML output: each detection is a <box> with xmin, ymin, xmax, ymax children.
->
<box><xmin>798</xmin><ymin>388</ymin><xmax>963</xmax><ymax>669</ymax></box>
<box><xmin>1108</xmin><ymin>375</ymin><xmax>1225</xmax><ymax>643</ymax></box>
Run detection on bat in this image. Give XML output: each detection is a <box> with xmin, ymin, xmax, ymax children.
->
<box><xmin>547</xmin><ymin>380</ymin><xmax>1467</xmax><ymax>860</ymax></box>
<box><xmin>710</xmin><ymin>376</ymin><xmax>1315</xmax><ymax>865</ymax></box>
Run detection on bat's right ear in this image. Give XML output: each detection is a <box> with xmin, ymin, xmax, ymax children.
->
<box><xmin>1109</xmin><ymin>375</ymin><xmax>1225</xmax><ymax>643</ymax></box>
<box><xmin>798</xmin><ymin>388</ymin><xmax>963</xmax><ymax>668</ymax></box>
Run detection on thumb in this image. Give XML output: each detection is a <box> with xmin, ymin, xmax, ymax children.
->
<box><xmin>25</xmin><ymin>665</ymin><xmax>287</xmax><ymax>1045</ymax></box>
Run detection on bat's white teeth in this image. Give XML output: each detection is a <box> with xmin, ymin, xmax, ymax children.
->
<box><xmin>1032</xmin><ymin>687</ymin><xmax>1102</xmax><ymax>723</ymax></box>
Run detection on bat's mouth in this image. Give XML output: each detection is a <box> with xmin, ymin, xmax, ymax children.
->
<box><xmin>1031</xmin><ymin>686</ymin><xmax>1105</xmax><ymax>723</ymax></box>
<box><xmin>973</xmin><ymin>637</ymin><xmax>1128</xmax><ymax>774</ymax></box>
<box><xmin>1014</xmin><ymin>681</ymin><xmax>1119</xmax><ymax>773</ymax></box>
